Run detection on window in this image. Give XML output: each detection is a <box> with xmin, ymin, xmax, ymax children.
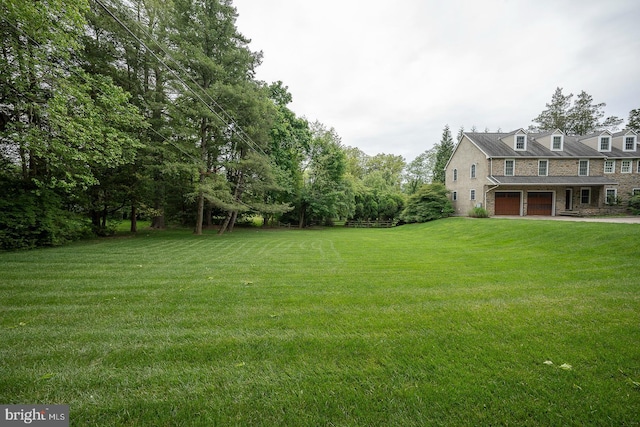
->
<box><xmin>638</xmin><ymin>160</ymin><xmax>640</xmax><ymax>173</ymax></box>
<box><xmin>505</xmin><ymin>159</ymin><xmax>515</xmax><ymax>176</ymax></box>
<box><xmin>515</xmin><ymin>135</ymin><xmax>526</xmax><ymax>150</ymax></box>
<box><xmin>470</xmin><ymin>164</ymin><xmax>476</xmax><ymax>178</ymax></box>
<box><xmin>621</xmin><ymin>160</ymin><xmax>631</xmax><ymax>173</ymax></box>
<box><xmin>470</xmin><ymin>189</ymin><xmax>476</xmax><ymax>201</ymax></box>
<box><xmin>599</xmin><ymin>136</ymin><xmax>611</xmax><ymax>151</ymax></box>
<box><xmin>552</xmin><ymin>135</ymin><xmax>563</xmax><ymax>150</ymax></box>
<box><xmin>452</xmin><ymin>191</ymin><xmax>458</xmax><ymax>201</ymax></box>
<box><xmin>538</xmin><ymin>160</ymin><xmax>548</xmax><ymax>176</ymax></box>
<box><xmin>606</xmin><ymin>188</ymin><xmax>617</xmax><ymax>205</ymax></box>
<box><xmin>633</xmin><ymin>188</ymin><xmax>640</xmax><ymax>196</ymax></box>
<box><xmin>580</xmin><ymin>188</ymin><xmax>591</xmax><ymax>204</ymax></box>
<box><xmin>604</xmin><ymin>160</ymin><xmax>615</xmax><ymax>173</ymax></box>
<box><xmin>453</xmin><ymin>168</ymin><xmax>458</xmax><ymax>181</ymax></box>
<box><xmin>624</xmin><ymin>136</ymin><xmax>636</xmax><ymax>151</ymax></box>
<box><xmin>578</xmin><ymin>160</ymin><xmax>589</xmax><ymax>176</ymax></box>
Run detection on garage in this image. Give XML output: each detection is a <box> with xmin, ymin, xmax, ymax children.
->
<box><xmin>527</xmin><ymin>192</ymin><xmax>553</xmax><ymax>216</ymax></box>
<box><xmin>495</xmin><ymin>192</ymin><xmax>521</xmax><ymax>215</ymax></box>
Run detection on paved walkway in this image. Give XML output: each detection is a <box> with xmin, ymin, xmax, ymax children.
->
<box><xmin>492</xmin><ymin>215</ymin><xmax>640</xmax><ymax>224</ymax></box>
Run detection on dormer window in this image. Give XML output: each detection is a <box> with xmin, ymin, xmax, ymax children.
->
<box><xmin>515</xmin><ymin>134</ymin><xmax>526</xmax><ymax>151</ymax></box>
<box><xmin>624</xmin><ymin>135</ymin><xmax>636</xmax><ymax>151</ymax></box>
<box><xmin>552</xmin><ymin>135</ymin><xmax>563</xmax><ymax>151</ymax></box>
<box><xmin>599</xmin><ymin>136</ymin><xmax>611</xmax><ymax>151</ymax></box>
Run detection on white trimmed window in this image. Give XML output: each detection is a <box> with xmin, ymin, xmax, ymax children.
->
<box><xmin>606</xmin><ymin>188</ymin><xmax>617</xmax><ymax>204</ymax></box>
<box><xmin>599</xmin><ymin>136</ymin><xmax>611</xmax><ymax>151</ymax></box>
<box><xmin>470</xmin><ymin>189</ymin><xmax>476</xmax><ymax>201</ymax></box>
<box><xmin>638</xmin><ymin>160</ymin><xmax>640</xmax><ymax>173</ymax></box>
<box><xmin>633</xmin><ymin>188</ymin><xmax>640</xmax><ymax>196</ymax></box>
<box><xmin>515</xmin><ymin>135</ymin><xmax>526</xmax><ymax>151</ymax></box>
<box><xmin>538</xmin><ymin>160</ymin><xmax>548</xmax><ymax>176</ymax></box>
<box><xmin>453</xmin><ymin>168</ymin><xmax>458</xmax><ymax>181</ymax></box>
<box><xmin>580</xmin><ymin>188</ymin><xmax>591</xmax><ymax>204</ymax></box>
<box><xmin>552</xmin><ymin>135</ymin><xmax>563</xmax><ymax>151</ymax></box>
<box><xmin>505</xmin><ymin>159</ymin><xmax>515</xmax><ymax>176</ymax></box>
<box><xmin>621</xmin><ymin>160</ymin><xmax>632</xmax><ymax>173</ymax></box>
<box><xmin>578</xmin><ymin>160</ymin><xmax>589</xmax><ymax>176</ymax></box>
<box><xmin>624</xmin><ymin>136</ymin><xmax>636</xmax><ymax>151</ymax></box>
<box><xmin>452</xmin><ymin>191</ymin><xmax>458</xmax><ymax>201</ymax></box>
<box><xmin>470</xmin><ymin>164</ymin><xmax>476</xmax><ymax>178</ymax></box>
<box><xmin>604</xmin><ymin>160</ymin><xmax>615</xmax><ymax>173</ymax></box>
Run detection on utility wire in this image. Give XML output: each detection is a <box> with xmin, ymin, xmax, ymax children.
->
<box><xmin>93</xmin><ymin>0</ymin><xmax>268</xmax><ymax>157</ymax></box>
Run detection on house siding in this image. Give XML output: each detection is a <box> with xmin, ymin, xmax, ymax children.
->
<box><xmin>446</xmin><ymin>136</ymin><xmax>487</xmax><ymax>215</ymax></box>
<box><xmin>445</xmin><ymin>130</ymin><xmax>640</xmax><ymax>217</ymax></box>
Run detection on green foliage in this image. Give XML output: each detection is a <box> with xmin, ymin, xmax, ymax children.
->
<box><xmin>403</xmin><ymin>148</ymin><xmax>436</xmax><ymax>194</ymax></box>
<box><xmin>531</xmin><ymin>88</ymin><xmax>623</xmax><ymax>135</ymax></box>
<box><xmin>628</xmin><ymin>108</ymin><xmax>640</xmax><ymax>132</ymax></box>
<box><xmin>469</xmin><ymin>206</ymin><xmax>489</xmax><ymax>218</ymax></box>
<box><xmin>629</xmin><ymin>194</ymin><xmax>640</xmax><ymax>215</ymax></box>
<box><xmin>0</xmin><ymin>180</ymin><xmax>90</xmax><ymax>250</ymax></box>
<box><xmin>400</xmin><ymin>183</ymin><xmax>453</xmax><ymax>223</ymax></box>
<box><xmin>432</xmin><ymin>125</ymin><xmax>454</xmax><ymax>184</ymax></box>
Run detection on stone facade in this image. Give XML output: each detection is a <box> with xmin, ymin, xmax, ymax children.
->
<box><xmin>445</xmin><ymin>130</ymin><xmax>640</xmax><ymax>217</ymax></box>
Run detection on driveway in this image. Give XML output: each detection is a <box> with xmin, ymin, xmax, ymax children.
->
<box><xmin>492</xmin><ymin>215</ymin><xmax>640</xmax><ymax>224</ymax></box>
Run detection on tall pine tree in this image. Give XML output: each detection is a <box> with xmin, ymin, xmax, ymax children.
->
<box><xmin>432</xmin><ymin>125</ymin><xmax>454</xmax><ymax>184</ymax></box>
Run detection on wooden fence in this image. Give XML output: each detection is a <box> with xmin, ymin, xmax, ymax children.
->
<box><xmin>344</xmin><ymin>220</ymin><xmax>394</xmax><ymax>228</ymax></box>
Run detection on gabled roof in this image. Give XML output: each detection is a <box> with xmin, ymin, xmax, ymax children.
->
<box><xmin>613</xmin><ymin>129</ymin><xmax>638</xmax><ymax>137</ymax></box>
<box><xmin>465</xmin><ymin>132</ymin><xmax>604</xmax><ymax>158</ymax></box>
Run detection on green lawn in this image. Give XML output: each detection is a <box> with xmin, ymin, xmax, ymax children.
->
<box><xmin>1</xmin><ymin>218</ymin><xmax>639</xmax><ymax>426</ymax></box>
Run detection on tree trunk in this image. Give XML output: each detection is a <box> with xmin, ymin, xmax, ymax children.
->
<box><xmin>130</xmin><ymin>204</ymin><xmax>137</xmax><ymax>233</ymax></box>
<box><xmin>195</xmin><ymin>181</ymin><xmax>205</xmax><ymax>235</ymax></box>
<box><xmin>206</xmin><ymin>203</ymin><xmax>212</xmax><ymax>227</ymax></box>
<box><xmin>195</xmin><ymin>118</ymin><xmax>208</xmax><ymax>235</ymax></box>
<box><xmin>299</xmin><ymin>207</ymin><xmax>305</xmax><ymax>229</ymax></box>
<box><xmin>228</xmin><ymin>210</ymin><xmax>238</xmax><ymax>233</ymax></box>
<box><xmin>218</xmin><ymin>211</ymin><xmax>232</xmax><ymax>235</ymax></box>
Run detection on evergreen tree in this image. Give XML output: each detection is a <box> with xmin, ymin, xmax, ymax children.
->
<box><xmin>532</xmin><ymin>88</ymin><xmax>623</xmax><ymax>136</ymax></box>
<box><xmin>531</xmin><ymin>87</ymin><xmax>572</xmax><ymax>133</ymax></box>
<box><xmin>628</xmin><ymin>109</ymin><xmax>640</xmax><ymax>132</ymax></box>
<box><xmin>432</xmin><ymin>125</ymin><xmax>454</xmax><ymax>184</ymax></box>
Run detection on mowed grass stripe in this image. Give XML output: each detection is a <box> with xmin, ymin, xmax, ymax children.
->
<box><xmin>0</xmin><ymin>218</ymin><xmax>639</xmax><ymax>426</ymax></box>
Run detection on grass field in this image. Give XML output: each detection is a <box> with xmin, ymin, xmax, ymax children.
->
<box><xmin>1</xmin><ymin>218</ymin><xmax>639</xmax><ymax>426</ymax></box>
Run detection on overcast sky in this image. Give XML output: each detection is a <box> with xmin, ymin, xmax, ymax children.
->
<box><xmin>233</xmin><ymin>0</ymin><xmax>640</xmax><ymax>161</ymax></box>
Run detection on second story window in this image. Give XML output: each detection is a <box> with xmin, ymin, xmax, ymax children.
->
<box><xmin>604</xmin><ymin>160</ymin><xmax>615</xmax><ymax>173</ymax></box>
<box><xmin>621</xmin><ymin>160</ymin><xmax>631</xmax><ymax>173</ymax></box>
<box><xmin>505</xmin><ymin>159</ymin><xmax>515</xmax><ymax>176</ymax></box>
<box><xmin>599</xmin><ymin>136</ymin><xmax>611</xmax><ymax>151</ymax></box>
<box><xmin>453</xmin><ymin>168</ymin><xmax>458</xmax><ymax>181</ymax></box>
<box><xmin>470</xmin><ymin>164</ymin><xmax>476</xmax><ymax>178</ymax></box>
<box><xmin>578</xmin><ymin>160</ymin><xmax>589</xmax><ymax>176</ymax></box>
<box><xmin>538</xmin><ymin>160</ymin><xmax>548</xmax><ymax>176</ymax></box>
<box><xmin>625</xmin><ymin>136</ymin><xmax>636</xmax><ymax>151</ymax></box>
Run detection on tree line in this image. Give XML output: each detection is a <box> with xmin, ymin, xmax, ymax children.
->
<box><xmin>1</xmin><ymin>1</ymin><xmax>636</xmax><ymax>250</ymax></box>
<box><xmin>0</xmin><ymin>0</ymin><xmax>455</xmax><ymax>249</ymax></box>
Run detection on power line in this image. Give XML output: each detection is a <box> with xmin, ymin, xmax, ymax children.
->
<box><xmin>92</xmin><ymin>0</ymin><xmax>268</xmax><ymax>157</ymax></box>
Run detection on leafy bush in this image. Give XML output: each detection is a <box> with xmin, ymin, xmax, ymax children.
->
<box><xmin>469</xmin><ymin>207</ymin><xmax>489</xmax><ymax>218</ymax></box>
<box><xmin>400</xmin><ymin>183</ymin><xmax>454</xmax><ymax>223</ymax></box>
<box><xmin>629</xmin><ymin>194</ymin><xmax>640</xmax><ymax>215</ymax></box>
<box><xmin>0</xmin><ymin>180</ymin><xmax>91</xmax><ymax>250</ymax></box>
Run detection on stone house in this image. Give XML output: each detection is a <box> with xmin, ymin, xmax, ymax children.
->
<box><xmin>445</xmin><ymin>129</ymin><xmax>640</xmax><ymax>216</ymax></box>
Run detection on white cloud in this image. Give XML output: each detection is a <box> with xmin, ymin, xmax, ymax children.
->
<box><xmin>235</xmin><ymin>0</ymin><xmax>640</xmax><ymax>161</ymax></box>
